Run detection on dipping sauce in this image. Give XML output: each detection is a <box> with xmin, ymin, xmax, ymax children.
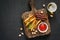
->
<box><xmin>38</xmin><ymin>22</ymin><xmax>48</xmax><ymax>33</ymax></box>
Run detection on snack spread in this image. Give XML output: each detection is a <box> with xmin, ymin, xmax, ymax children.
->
<box><xmin>22</xmin><ymin>0</ymin><xmax>51</xmax><ymax>38</ymax></box>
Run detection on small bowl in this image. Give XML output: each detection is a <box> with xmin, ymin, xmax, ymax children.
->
<box><xmin>47</xmin><ymin>2</ymin><xmax>57</xmax><ymax>13</ymax></box>
<box><xmin>38</xmin><ymin>22</ymin><xmax>48</xmax><ymax>33</ymax></box>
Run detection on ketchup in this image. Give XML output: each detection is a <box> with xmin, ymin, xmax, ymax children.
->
<box><xmin>38</xmin><ymin>22</ymin><xmax>48</xmax><ymax>33</ymax></box>
<box><xmin>39</xmin><ymin>23</ymin><xmax>47</xmax><ymax>31</ymax></box>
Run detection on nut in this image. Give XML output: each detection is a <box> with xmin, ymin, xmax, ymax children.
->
<box><xmin>19</xmin><ymin>34</ymin><xmax>21</xmax><ymax>37</ymax></box>
<box><xmin>41</xmin><ymin>11</ymin><xmax>43</xmax><ymax>13</ymax></box>
<box><xmin>43</xmin><ymin>4</ymin><xmax>45</xmax><ymax>7</ymax></box>
<box><xmin>21</xmin><ymin>32</ymin><xmax>24</xmax><ymax>35</ymax></box>
<box><xmin>35</xmin><ymin>30</ymin><xmax>38</xmax><ymax>32</ymax></box>
<box><xmin>32</xmin><ymin>29</ymin><xmax>35</xmax><ymax>31</ymax></box>
<box><xmin>50</xmin><ymin>15</ymin><xmax>53</xmax><ymax>17</ymax></box>
<box><xmin>33</xmin><ymin>32</ymin><xmax>36</xmax><ymax>34</ymax></box>
<box><xmin>32</xmin><ymin>32</ymin><xmax>36</xmax><ymax>35</ymax></box>
<box><xmin>20</xmin><ymin>27</ymin><xmax>23</xmax><ymax>30</ymax></box>
<box><xmin>32</xmin><ymin>32</ymin><xmax>34</xmax><ymax>34</ymax></box>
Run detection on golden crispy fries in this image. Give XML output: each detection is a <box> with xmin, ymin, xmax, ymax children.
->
<box><xmin>26</xmin><ymin>17</ymin><xmax>36</xmax><ymax>26</ymax></box>
<box><xmin>31</xmin><ymin>20</ymin><xmax>41</xmax><ymax>31</ymax></box>
<box><xmin>24</xmin><ymin>15</ymin><xmax>33</xmax><ymax>23</ymax></box>
<box><xmin>29</xmin><ymin>19</ymin><xmax>36</xmax><ymax>30</ymax></box>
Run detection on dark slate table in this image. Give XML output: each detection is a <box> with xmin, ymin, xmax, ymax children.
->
<box><xmin>0</xmin><ymin>0</ymin><xmax>60</xmax><ymax>40</ymax></box>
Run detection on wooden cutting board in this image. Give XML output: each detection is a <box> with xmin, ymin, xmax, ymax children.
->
<box><xmin>22</xmin><ymin>0</ymin><xmax>51</xmax><ymax>38</ymax></box>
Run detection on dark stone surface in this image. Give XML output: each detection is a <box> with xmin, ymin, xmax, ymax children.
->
<box><xmin>0</xmin><ymin>0</ymin><xmax>60</xmax><ymax>40</ymax></box>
